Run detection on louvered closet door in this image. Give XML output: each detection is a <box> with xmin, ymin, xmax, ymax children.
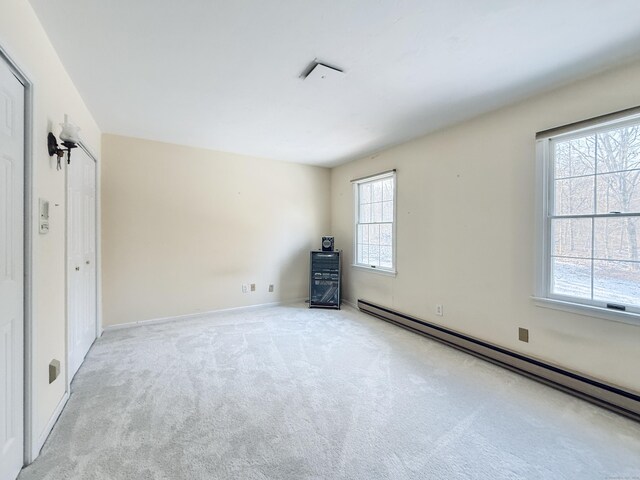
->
<box><xmin>67</xmin><ymin>147</ymin><xmax>97</xmax><ymax>382</ymax></box>
<box><xmin>0</xmin><ymin>58</ymin><xmax>24</xmax><ymax>480</ymax></box>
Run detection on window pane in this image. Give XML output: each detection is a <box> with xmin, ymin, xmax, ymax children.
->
<box><xmin>357</xmin><ymin>244</ymin><xmax>364</xmax><ymax>264</ymax></box>
<box><xmin>595</xmin><ymin>170</ymin><xmax>640</xmax><ymax>214</ymax></box>
<box><xmin>369</xmin><ymin>245</ymin><xmax>380</xmax><ymax>266</ymax></box>
<box><xmin>380</xmin><ymin>224</ymin><xmax>392</xmax><ymax>246</ymax></box>
<box><xmin>380</xmin><ymin>246</ymin><xmax>392</xmax><ymax>268</ymax></box>
<box><xmin>382</xmin><ymin>201</ymin><xmax>393</xmax><ymax>222</ymax></box>
<box><xmin>360</xmin><ymin>223</ymin><xmax>369</xmax><ymax>243</ymax></box>
<box><xmin>369</xmin><ymin>224</ymin><xmax>380</xmax><ymax>246</ymax></box>
<box><xmin>372</xmin><ymin>181</ymin><xmax>383</xmax><ymax>202</ymax></box>
<box><xmin>550</xmin><ymin>257</ymin><xmax>591</xmax><ymax>300</ymax></box>
<box><xmin>553</xmin><ymin>176</ymin><xmax>594</xmax><ymax>215</ymax></box>
<box><xmin>594</xmin><ymin>217</ymin><xmax>640</xmax><ymax>261</ymax></box>
<box><xmin>593</xmin><ymin>260</ymin><xmax>640</xmax><ymax>307</ymax></box>
<box><xmin>551</xmin><ymin>218</ymin><xmax>592</xmax><ymax>258</ymax></box>
<box><xmin>554</xmin><ymin>136</ymin><xmax>595</xmax><ymax>179</ymax></box>
<box><xmin>360</xmin><ymin>244</ymin><xmax>369</xmax><ymax>265</ymax></box>
<box><xmin>383</xmin><ymin>179</ymin><xmax>394</xmax><ymax>201</ymax></box>
<box><xmin>596</xmin><ymin>127</ymin><xmax>640</xmax><ymax>174</ymax></box>
<box><xmin>359</xmin><ymin>183</ymin><xmax>371</xmax><ymax>205</ymax></box>
<box><xmin>372</xmin><ymin>202</ymin><xmax>382</xmax><ymax>222</ymax></box>
<box><xmin>359</xmin><ymin>204</ymin><xmax>371</xmax><ymax>223</ymax></box>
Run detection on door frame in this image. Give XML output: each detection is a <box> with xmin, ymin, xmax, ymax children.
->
<box><xmin>0</xmin><ymin>46</ymin><xmax>34</xmax><ymax>465</ymax></box>
<box><xmin>65</xmin><ymin>143</ymin><xmax>100</xmax><ymax>391</ymax></box>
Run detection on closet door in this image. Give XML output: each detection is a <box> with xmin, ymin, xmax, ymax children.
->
<box><xmin>67</xmin><ymin>147</ymin><xmax>97</xmax><ymax>382</ymax></box>
<box><xmin>0</xmin><ymin>57</ymin><xmax>24</xmax><ymax>480</ymax></box>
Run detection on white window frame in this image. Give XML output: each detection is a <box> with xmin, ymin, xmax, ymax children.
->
<box><xmin>534</xmin><ymin>109</ymin><xmax>640</xmax><ymax>325</ymax></box>
<box><xmin>352</xmin><ymin>170</ymin><xmax>397</xmax><ymax>276</ymax></box>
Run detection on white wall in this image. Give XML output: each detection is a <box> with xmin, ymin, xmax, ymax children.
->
<box><xmin>101</xmin><ymin>134</ymin><xmax>330</xmax><ymax>327</ymax></box>
<box><xmin>331</xmin><ymin>59</ymin><xmax>640</xmax><ymax>392</ymax></box>
<box><xmin>0</xmin><ymin>0</ymin><xmax>101</xmax><ymax>455</ymax></box>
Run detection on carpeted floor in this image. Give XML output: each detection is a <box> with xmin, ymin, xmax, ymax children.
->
<box><xmin>18</xmin><ymin>303</ymin><xmax>640</xmax><ymax>479</ymax></box>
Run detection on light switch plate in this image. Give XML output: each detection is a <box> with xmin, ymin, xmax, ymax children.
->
<box><xmin>39</xmin><ymin>198</ymin><xmax>50</xmax><ymax>234</ymax></box>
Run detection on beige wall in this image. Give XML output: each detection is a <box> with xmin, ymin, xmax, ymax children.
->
<box><xmin>102</xmin><ymin>135</ymin><xmax>330</xmax><ymax>326</ymax></box>
<box><xmin>1</xmin><ymin>0</ymin><xmax>101</xmax><ymax>453</ymax></box>
<box><xmin>331</xmin><ymin>59</ymin><xmax>640</xmax><ymax>392</ymax></box>
<box><xmin>4</xmin><ymin>0</ymin><xmax>639</xmax><ymax>454</ymax></box>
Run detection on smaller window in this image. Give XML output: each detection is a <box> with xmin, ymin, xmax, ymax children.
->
<box><xmin>353</xmin><ymin>170</ymin><xmax>396</xmax><ymax>273</ymax></box>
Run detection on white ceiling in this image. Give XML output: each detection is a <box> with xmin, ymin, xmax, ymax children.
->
<box><xmin>28</xmin><ymin>0</ymin><xmax>640</xmax><ymax>166</ymax></box>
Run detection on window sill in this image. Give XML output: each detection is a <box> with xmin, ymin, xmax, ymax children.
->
<box><xmin>351</xmin><ymin>264</ymin><xmax>397</xmax><ymax>277</ymax></box>
<box><xmin>531</xmin><ymin>296</ymin><xmax>640</xmax><ymax>326</ymax></box>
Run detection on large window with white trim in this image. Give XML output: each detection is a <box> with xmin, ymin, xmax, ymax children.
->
<box><xmin>537</xmin><ymin>112</ymin><xmax>640</xmax><ymax>316</ymax></box>
<box><xmin>353</xmin><ymin>170</ymin><xmax>396</xmax><ymax>273</ymax></box>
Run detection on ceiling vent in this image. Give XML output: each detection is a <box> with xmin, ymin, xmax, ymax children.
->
<box><xmin>300</xmin><ymin>60</ymin><xmax>344</xmax><ymax>81</ymax></box>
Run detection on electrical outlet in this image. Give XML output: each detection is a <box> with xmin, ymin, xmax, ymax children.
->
<box><xmin>49</xmin><ymin>359</ymin><xmax>60</xmax><ymax>384</ymax></box>
<box><xmin>435</xmin><ymin>304</ymin><xmax>443</xmax><ymax>316</ymax></box>
<box><xmin>250</xmin><ymin>283</ymin><xmax>256</xmax><ymax>292</ymax></box>
<box><xmin>268</xmin><ymin>284</ymin><xmax>274</xmax><ymax>293</ymax></box>
<box><xmin>518</xmin><ymin>327</ymin><xmax>529</xmax><ymax>343</ymax></box>
<box><xmin>242</xmin><ymin>284</ymin><xmax>248</xmax><ymax>293</ymax></box>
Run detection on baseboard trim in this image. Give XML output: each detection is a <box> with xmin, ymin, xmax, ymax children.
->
<box><xmin>357</xmin><ymin>299</ymin><xmax>640</xmax><ymax>422</ymax></box>
<box><xmin>103</xmin><ymin>298</ymin><xmax>307</xmax><ymax>332</ymax></box>
<box><xmin>342</xmin><ymin>298</ymin><xmax>357</xmax><ymax>309</ymax></box>
<box><xmin>31</xmin><ymin>391</ymin><xmax>69</xmax><ymax>461</ymax></box>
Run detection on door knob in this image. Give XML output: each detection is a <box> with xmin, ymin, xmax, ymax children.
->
<box><xmin>75</xmin><ymin>266</ymin><xmax>80</xmax><ymax>271</ymax></box>
<box><xmin>86</xmin><ymin>260</ymin><xmax>90</xmax><ymax>265</ymax></box>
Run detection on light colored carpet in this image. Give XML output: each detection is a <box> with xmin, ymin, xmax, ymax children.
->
<box><xmin>18</xmin><ymin>303</ymin><xmax>640</xmax><ymax>480</ymax></box>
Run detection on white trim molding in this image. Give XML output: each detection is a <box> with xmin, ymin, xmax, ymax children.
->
<box><xmin>102</xmin><ymin>298</ymin><xmax>308</xmax><ymax>332</ymax></box>
<box><xmin>532</xmin><ymin>296</ymin><xmax>640</xmax><ymax>326</ymax></box>
<box><xmin>350</xmin><ymin>264</ymin><xmax>397</xmax><ymax>277</ymax></box>
<box><xmin>32</xmin><ymin>392</ymin><xmax>69</xmax><ymax>460</ymax></box>
<box><xmin>341</xmin><ymin>298</ymin><xmax>358</xmax><ymax>309</ymax></box>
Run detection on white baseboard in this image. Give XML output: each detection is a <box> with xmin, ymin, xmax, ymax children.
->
<box><xmin>342</xmin><ymin>298</ymin><xmax>357</xmax><ymax>309</ymax></box>
<box><xmin>103</xmin><ymin>298</ymin><xmax>308</xmax><ymax>332</ymax></box>
<box><xmin>31</xmin><ymin>391</ymin><xmax>69</xmax><ymax>461</ymax></box>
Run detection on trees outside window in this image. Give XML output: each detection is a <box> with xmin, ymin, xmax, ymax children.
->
<box><xmin>547</xmin><ymin>120</ymin><xmax>640</xmax><ymax>310</ymax></box>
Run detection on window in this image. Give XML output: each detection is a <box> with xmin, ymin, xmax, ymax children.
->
<box><xmin>536</xmin><ymin>111</ymin><xmax>640</xmax><ymax>319</ymax></box>
<box><xmin>353</xmin><ymin>170</ymin><xmax>396</xmax><ymax>273</ymax></box>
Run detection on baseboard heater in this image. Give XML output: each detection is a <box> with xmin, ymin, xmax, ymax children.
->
<box><xmin>358</xmin><ymin>299</ymin><xmax>640</xmax><ymax>422</ymax></box>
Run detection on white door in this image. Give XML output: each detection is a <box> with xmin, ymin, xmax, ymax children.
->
<box><xmin>67</xmin><ymin>148</ymin><xmax>97</xmax><ymax>381</ymax></box>
<box><xmin>0</xmin><ymin>59</ymin><xmax>24</xmax><ymax>480</ymax></box>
